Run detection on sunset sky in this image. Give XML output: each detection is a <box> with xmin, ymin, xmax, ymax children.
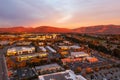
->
<box><xmin>0</xmin><ymin>0</ymin><xmax>120</xmax><ymax>29</ymax></box>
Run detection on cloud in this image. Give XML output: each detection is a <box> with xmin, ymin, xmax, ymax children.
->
<box><xmin>0</xmin><ymin>0</ymin><xmax>120</xmax><ymax>27</ymax></box>
<box><xmin>57</xmin><ymin>14</ymin><xmax>73</xmax><ymax>23</ymax></box>
<box><xmin>0</xmin><ymin>0</ymin><xmax>62</xmax><ymax>26</ymax></box>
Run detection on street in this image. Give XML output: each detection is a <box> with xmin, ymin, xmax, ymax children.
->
<box><xmin>0</xmin><ymin>48</ymin><xmax>9</xmax><ymax>80</ymax></box>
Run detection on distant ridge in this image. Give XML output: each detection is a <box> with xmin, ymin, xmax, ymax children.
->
<box><xmin>0</xmin><ymin>25</ymin><xmax>120</xmax><ymax>34</ymax></box>
<box><xmin>73</xmin><ymin>25</ymin><xmax>120</xmax><ymax>34</ymax></box>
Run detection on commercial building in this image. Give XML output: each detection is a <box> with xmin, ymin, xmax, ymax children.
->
<box><xmin>61</xmin><ymin>58</ymin><xmax>82</xmax><ymax>65</ymax></box>
<box><xmin>39</xmin><ymin>42</ymin><xmax>45</xmax><ymax>46</ymax></box>
<box><xmin>39</xmin><ymin>46</ymin><xmax>47</xmax><ymax>52</ymax></box>
<box><xmin>35</xmin><ymin>63</ymin><xmax>63</xmax><ymax>74</ymax></box>
<box><xmin>0</xmin><ymin>41</ymin><xmax>10</xmax><ymax>46</ymax></box>
<box><xmin>16</xmin><ymin>52</ymin><xmax>48</xmax><ymax>62</ymax></box>
<box><xmin>71</xmin><ymin>51</ymin><xmax>89</xmax><ymax>58</ymax></box>
<box><xmin>7</xmin><ymin>46</ymin><xmax>35</xmax><ymax>56</ymax></box>
<box><xmin>46</xmin><ymin>46</ymin><xmax>57</xmax><ymax>53</ymax></box>
<box><xmin>86</xmin><ymin>57</ymin><xmax>99</xmax><ymax>63</ymax></box>
<box><xmin>16</xmin><ymin>41</ymin><xmax>32</xmax><ymax>46</ymax></box>
<box><xmin>38</xmin><ymin>70</ymin><xmax>87</xmax><ymax>80</ymax></box>
<box><xmin>58</xmin><ymin>46</ymin><xmax>70</xmax><ymax>50</ymax></box>
<box><xmin>70</xmin><ymin>45</ymin><xmax>82</xmax><ymax>51</ymax></box>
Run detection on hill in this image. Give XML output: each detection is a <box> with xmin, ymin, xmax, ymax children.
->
<box><xmin>0</xmin><ymin>25</ymin><xmax>119</xmax><ymax>34</ymax></box>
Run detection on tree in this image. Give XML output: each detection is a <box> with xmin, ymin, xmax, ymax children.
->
<box><xmin>75</xmin><ymin>67</ymin><xmax>82</xmax><ymax>73</ymax></box>
<box><xmin>113</xmin><ymin>49</ymin><xmax>120</xmax><ymax>58</ymax></box>
<box><xmin>93</xmin><ymin>67</ymin><xmax>99</xmax><ymax>72</ymax></box>
<box><xmin>86</xmin><ymin>67</ymin><xmax>93</xmax><ymax>74</ymax></box>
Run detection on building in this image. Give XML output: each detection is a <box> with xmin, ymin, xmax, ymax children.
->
<box><xmin>39</xmin><ymin>46</ymin><xmax>47</xmax><ymax>52</ymax></box>
<box><xmin>39</xmin><ymin>42</ymin><xmax>45</xmax><ymax>46</ymax></box>
<box><xmin>17</xmin><ymin>67</ymin><xmax>36</xmax><ymax>80</ymax></box>
<box><xmin>46</xmin><ymin>46</ymin><xmax>56</xmax><ymax>53</ymax></box>
<box><xmin>52</xmin><ymin>34</ymin><xmax>58</xmax><ymax>39</ymax></box>
<box><xmin>70</xmin><ymin>45</ymin><xmax>82</xmax><ymax>51</ymax></box>
<box><xmin>16</xmin><ymin>41</ymin><xmax>32</xmax><ymax>46</ymax></box>
<box><xmin>37</xmin><ymin>35</ymin><xmax>46</xmax><ymax>40</ymax></box>
<box><xmin>61</xmin><ymin>58</ymin><xmax>82</xmax><ymax>65</ymax></box>
<box><xmin>38</xmin><ymin>70</ymin><xmax>87</xmax><ymax>80</ymax></box>
<box><xmin>60</xmin><ymin>51</ymin><xmax>69</xmax><ymax>56</ymax></box>
<box><xmin>71</xmin><ymin>51</ymin><xmax>89</xmax><ymax>58</ymax></box>
<box><xmin>63</xmin><ymin>41</ymin><xmax>72</xmax><ymax>45</ymax></box>
<box><xmin>58</xmin><ymin>46</ymin><xmax>70</xmax><ymax>50</ymax></box>
<box><xmin>35</xmin><ymin>63</ymin><xmax>63</xmax><ymax>74</ymax></box>
<box><xmin>7</xmin><ymin>46</ymin><xmax>35</xmax><ymax>56</ymax></box>
<box><xmin>86</xmin><ymin>57</ymin><xmax>99</xmax><ymax>63</ymax></box>
<box><xmin>0</xmin><ymin>41</ymin><xmax>10</xmax><ymax>46</ymax></box>
<box><xmin>28</xmin><ymin>34</ymin><xmax>59</xmax><ymax>41</ymax></box>
<box><xmin>16</xmin><ymin>52</ymin><xmax>48</xmax><ymax>62</ymax></box>
<box><xmin>70</xmin><ymin>45</ymin><xmax>81</xmax><ymax>49</ymax></box>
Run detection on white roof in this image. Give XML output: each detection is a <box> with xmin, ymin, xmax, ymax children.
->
<box><xmin>46</xmin><ymin>46</ymin><xmax>56</xmax><ymax>53</ymax></box>
<box><xmin>39</xmin><ymin>46</ymin><xmax>47</xmax><ymax>52</ymax></box>
<box><xmin>35</xmin><ymin>63</ymin><xmax>60</xmax><ymax>70</ymax></box>
<box><xmin>71</xmin><ymin>51</ymin><xmax>89</xmax><ymax>57</ymax></box>
<box><xmin>76</xmin><ymin>75</ymin><xmax>87</xmax><ymax>80</ymax></box>
<box><xmin>70</xmin><ymin>45</ymin><xmax>81</xmax><ymax>49</ymax></box>
<box><xmin>7</xmin><ymin>46</ymin><xmax>35</xmax><ymax>52</ymax></box>
<box><xmin>63</xmin><ymin>41</ymin><xmax>70</xmax><ymax>43</ymax></box>
<box><xmin>86</xmin><ymin>56</ymin><xmax>93</xmax><ymax>59</ymax></box>
<box><xmin>38</xmin><ymin>70</ymin><xmax>87</xmax><ymax>80</ymax></box>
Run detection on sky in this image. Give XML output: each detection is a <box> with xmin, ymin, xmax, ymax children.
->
<box><xmin>0</xmin><ymin>0</ymin><xmax>120</xmax><ymax>29</ymax></box>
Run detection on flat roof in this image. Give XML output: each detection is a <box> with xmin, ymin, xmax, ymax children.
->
<box><xmin>71</xmin><ymin>51</ymin><xmax>87</xmax><ymax>55</ymax></box>
<box><xmin>35</xmin><ymin>63</ymin><xmax>60</xmax><ymax>70</ymax></box>
<box><xmin>71</xmin><ymin>51</ymin><xmax>89</xmax><ymax>57</ymax></box>
<box><xmin>58</xmin><ymin>46</ymin><xmax>69</xmax><ymax>48</ymax></box>
<box><xmin>46</xmin><ymin>46</ymin><xmax>56</xmax><ymax>53</ymax></box>
<box><xmin>16</xmin><ymin>52</ymin><xmax>48</xmax><ymax>57</ymax></box>
<box><xmin>70</xmin><ymin>45</ymin><xmax>81</xmax><ymax>49</ymax></box>
<box><xmin>7</xmin><ymin>46</ymin><xmax>35</xmax><ymax>52</ymax></box>
<box><xmin>38</xmin><ymin>70</ymin><xmax>87</xmax><ymax>80</ymax></box>
<box><xmin>39</xmin><ymin>46</ymin><xmax>47</xmax><ymax>52</ymax></box>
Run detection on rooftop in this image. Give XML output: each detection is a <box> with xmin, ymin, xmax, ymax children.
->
<box><xmin>35</xmin><ymin>63</ymin><xmax>61</xmax><ymax>71</ymax></box>
<box><xmin>38</xmin><ymin>70</ymin><xmax>87</xmax><ymax>80</ymax></box>
<box><xmin>71</xmin><ymin>51</ymin><xmax>89</xmax><ymax>57</ymax></box>
<box><xmin>7</xmin><ymin>46</ymin><xmax>35</xmax><ymax>52</ymax></box>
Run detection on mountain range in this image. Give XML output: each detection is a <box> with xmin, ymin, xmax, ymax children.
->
<box><xmin>0</xmin><ymin>25</ymin><xmax>120</xmax><ymax>34</ymax></box>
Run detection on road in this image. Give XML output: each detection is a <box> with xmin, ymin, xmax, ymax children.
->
<box><xmin>0</xmin><ymin>47</ymin><xmax>10</xmax><ymax>80</ymax></box>
<box><xmin>0</xmin><ymin>53</ymin><xmax>9</xmax><ymax>80</ymax></box>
